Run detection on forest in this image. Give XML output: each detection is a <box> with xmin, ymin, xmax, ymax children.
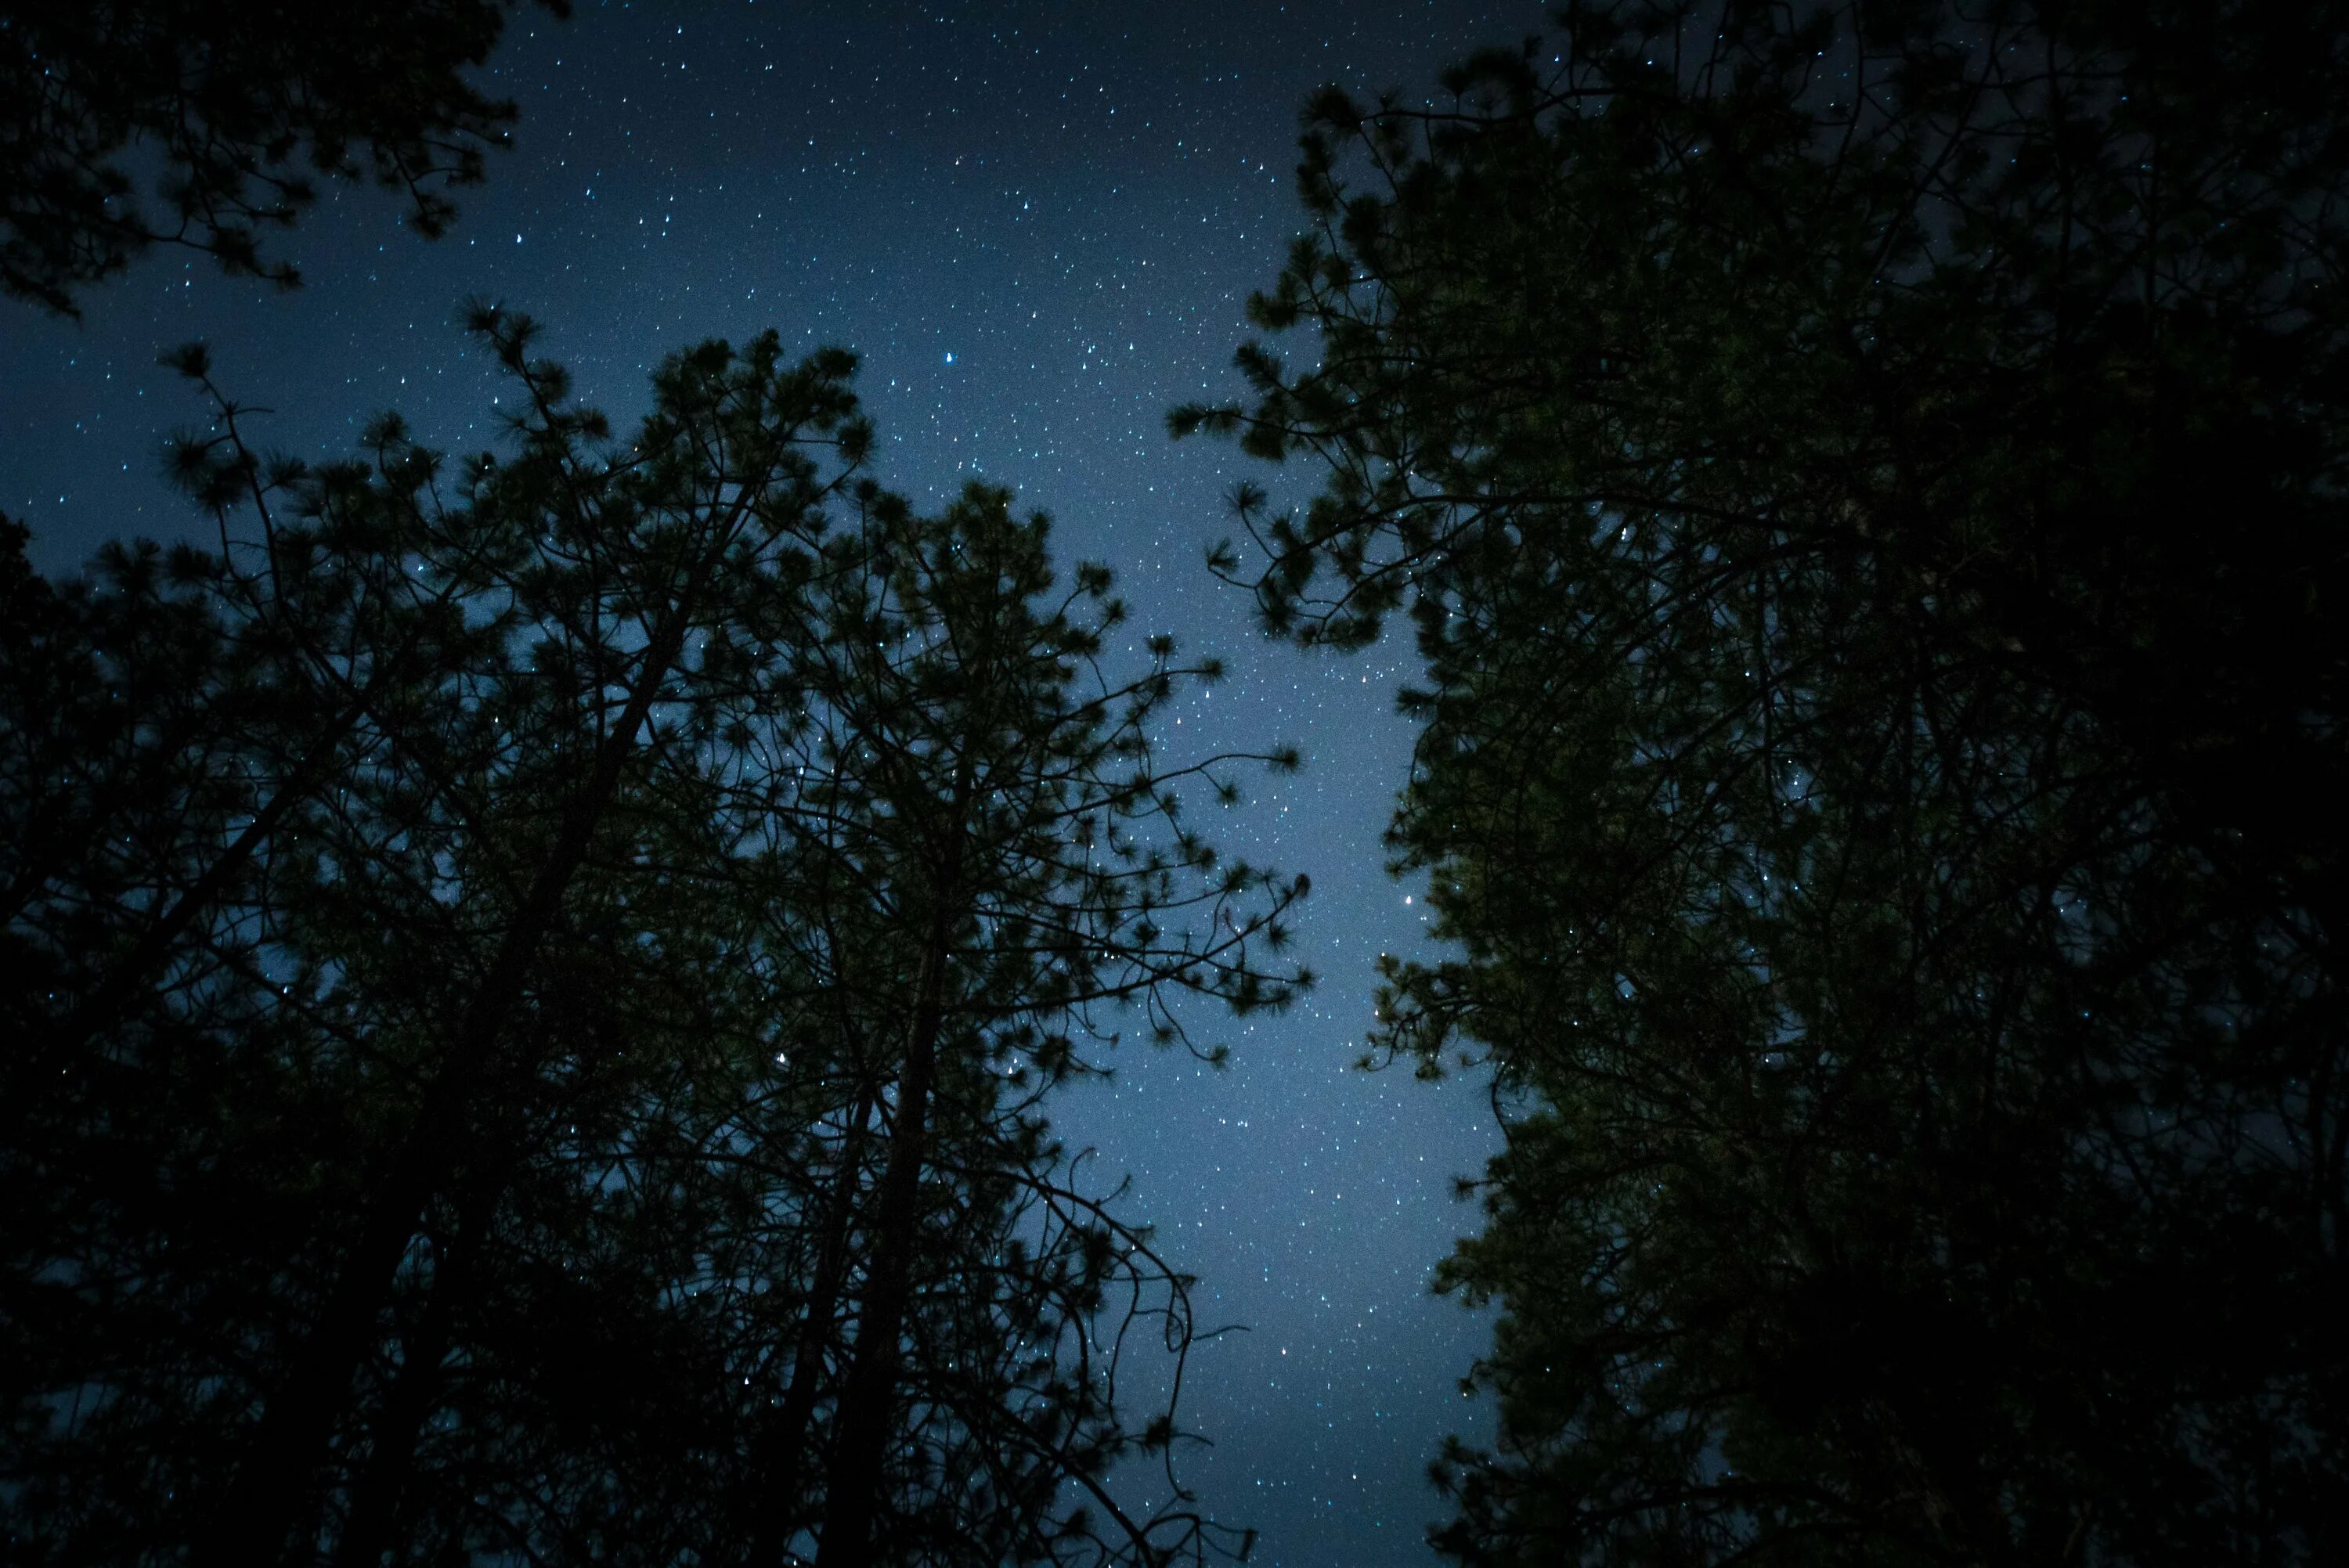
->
<box><xmin>3</xmin><ymin>2</ymin><xmax>2344</xmax><ymax>1565</ymax></box>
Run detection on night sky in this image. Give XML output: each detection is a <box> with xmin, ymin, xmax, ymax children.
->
<box><xmin>0</xmin><ymin>4</ymin><xmax>1543</xmax><ymax>1561</ymax></box>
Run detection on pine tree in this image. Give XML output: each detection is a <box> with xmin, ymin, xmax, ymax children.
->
<box><xmin>1178</xmin><ymin>3</ymin><xmax>2349</xmax><ymax>1562</ymax></box>
<box><xmin>774</xmin><ymin>482</ymin><xmax>1307</xmax><ymax>1568</ymax></box>
<box><xmin>191</xmin><ymin>308</ymin><xmax>870</xmax><ymax>1566</ymax></box>
<box><xmin>3</xmin><ymin>308</ymin><xmax>870</xmax><ymax>1560</ymax></box>
<box><xmin>5</xmin><ymin>318</ymin><xmax>1306</xmax><ymax>1568</ymax></box>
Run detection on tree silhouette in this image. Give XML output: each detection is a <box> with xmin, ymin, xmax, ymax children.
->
<box><xmin>5</xmin><ymin>308</ymin><xmax>868</xmax><ymax>1559</ymax></box>
<box><xmin>1179</xmin><ymin>2</ymin><xmax>2349</xmax><ymax>1562</ymax></box>
<box><xmin>5</xmin><ymin>315</ymin><xmax>1303</xmax><ymax>1567</ymax></box>
<box><xmin>774</xmin><ymin>483</ymin><xmax>1306</xmax><ymax>1568</ymax></box>
<box><xmin>0</xmin><ymin>0</ymin><xmax>566</xmax><ymax>316</ymax></box>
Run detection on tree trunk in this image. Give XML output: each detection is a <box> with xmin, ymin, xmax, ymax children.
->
<box><xmin>326</xmin><ymin>1186</ymin><xmax>483</xmax><ymax>1568</ymax></box>
<box><xmin>744</xmin><ymin>1087</ymin><xmax>875</xmax><ymax>1564</ymax></box>
<box><xmin>813</xmin><ymin>863</ymin><xmax>962</xmax><ymax>1568</ymax></box>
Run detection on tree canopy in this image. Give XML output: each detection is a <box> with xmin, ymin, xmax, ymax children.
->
<box><xmin>0</xmin><ymin>0</ymin><xmax>565</xmax><ymax>315</ymax></box>
<box><xmin>1179</xmin><ymin>1</ymin><xmax>2349</xmax><ymax>1561</ymax></box>
<box><xmin>3</xmin><ymin>313</ymin><xmax>1305</xmax><ymax>1565</ymax></box>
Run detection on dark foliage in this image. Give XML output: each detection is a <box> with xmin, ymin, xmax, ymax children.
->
<box><xmin>1179</xmin><ymin>2</ymin><xmax>2349</xmax><ymax>1562</ymax></box>
<box><xmin>2</xmin><ymin>316</ymin><xmax>1304</xmax><ymax>1565</ymax></box>
<box><xmin>0</xmin><ymin>0</ymin><xmax>565</xmax><ymax>315</ymax></box>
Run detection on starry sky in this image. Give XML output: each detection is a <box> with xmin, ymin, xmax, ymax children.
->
<box><xmin>0</xmin><ymin>3</ymin><xmax>1545</xmax><ymax>1561</ymax></box>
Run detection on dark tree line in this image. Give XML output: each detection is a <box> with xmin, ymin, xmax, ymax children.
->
<box><xmin>1182</xmin><ymin>0</ymin><xmax>2347</xmax><ymax>1563</ymax></box>
<box><xmin>2</xmin><ymin>309</ymin><xmax>1306</xmax><ymax>1564</ymax></box>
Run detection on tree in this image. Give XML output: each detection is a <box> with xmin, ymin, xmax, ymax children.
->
<box><xmin>4</xmin><ymin>308</ymin><xmax>868</xmax><ymax>1559</ymax></box>
<box><xmin>186</xmin><ymin>309</ymin><xmax>879</xmax><ymax>1567</ymax></box>
<box><xmin>767</xmin><ymin>482</ymin><xmax>1307</xmax><ymax>1568</ymax></box>
<box><xmin>1178</xmin><ymin>2</ymin><xmax>2349</xmax><ymax>1562</ymax></box>
<box><xmin>4</xmin><ymin>315</ymin><xmax>1304</xmax><ymax>1567</ymax></box>
<box><xmin>0</xmin><ymin>392</ymin><xmax>536</xmax><ymax>1561</ymax></box>
<box><xmin>0</xmin><ymin>0</ymin><xmax>566</xmax><ymax>316</ymax></box>
<box><xmin>0</xmin><ymin>514</ymin><xmax>345</xmax><ymax>1562</ymax></box>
